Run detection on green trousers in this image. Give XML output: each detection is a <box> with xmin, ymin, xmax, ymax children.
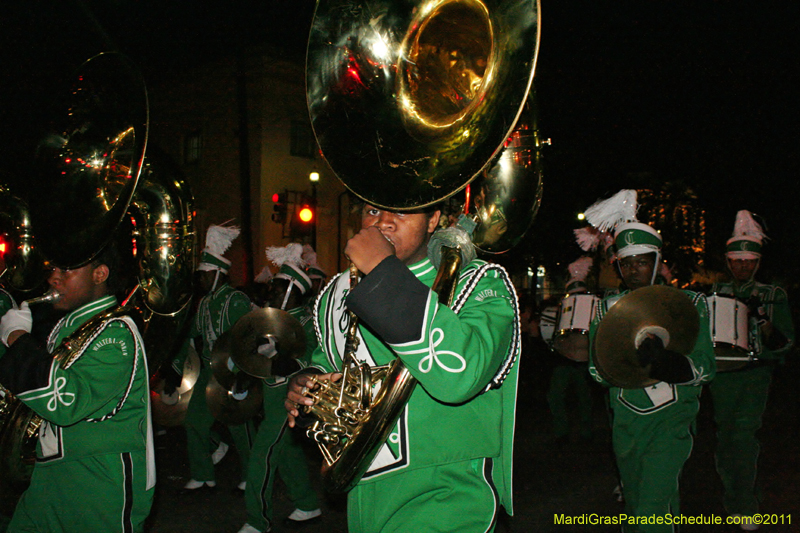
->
<box><xmin>244</xmin><ymin>384</ymin><xmax>319</xmax><ymax>532</ymax></box>
<box><xmin>709</xmin><ymin>365</ymin><xmax>772</xmax><ymax>516</ymax></box>
<box><xmin>9</xmin><ymin>451</ymin><xmax>153</xmax><ymax>532</ymax></box>
<box><xmin>348</xmin><ymin>458</ymin><xmax>499</xmax><ymax>533</ymax></box>
<box><xmin>547</xmin><ymin>362</ymin><xmax>593</xmax><ymax>440</ymax></box>
<box><xmin>613</xmin><ymin>401</ymin><xmax>698</xmax><ymax>533</ymax></box>
<box><xmin>184</xmin><ymin>367</ymin><xmax>254</xmax><ymax>482</ymax></box>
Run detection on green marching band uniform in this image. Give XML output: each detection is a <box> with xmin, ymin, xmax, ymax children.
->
<box><xmin>310</xmin><ymin>255</ymin><xmax>520</xmax><ymax>533</ymax></box>
<box><xmin>707</xmin><ymin>210</ymin><xmax>795</xmax><ymax>520</ymax></box>
<box><xmin>588</xmin><ymin>289</ymin><xmax>715</xmax><ymax>530</ymax></box>
<box><xmin>583</xmin><ymin>190</ymin><xmax>715</xmax><ymax>533</ymax></box>
<box><xmin>0</xmin><ymin>295</ymin><xmax>155</xmax><ymax>532</ymax></box>
<box><xmin>179</xmin><ymin>223</ymin><xmax>255</xmax><ymax>488</ymax></box>
<box><xmin>242</xmin><ymin>253</ymin><xmax>320</xmax><ymax>533</ymax></box>
<box><xmin>183</xmin><ymin>280</ymin><xmax>255</xmax><ymax>484</ymax></box>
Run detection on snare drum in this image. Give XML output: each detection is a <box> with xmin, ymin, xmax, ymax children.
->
<box><xmin>707</xmin><ymin>294</ymin><xmax>753</xmax><ymax>371</ymax></box>
<box><xmin>538</xmin><ymin>306</ymin><xmax>558</xmax><ymax>343</ymax></box>
<box><xmin>552</xmin><ymin>294</ymin><xmax>599</xmax><ymax>362</ymax></box>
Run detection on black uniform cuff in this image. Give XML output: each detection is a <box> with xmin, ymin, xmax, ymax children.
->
<box><xmin>346</xmin><ymin>256</ymin><xmax>431</xmax><ymax>345</ymax></box>
<box><xmin>0</xmin><ymin>334</ymin><xmax>53</xmax><ymax>394</ymax></box>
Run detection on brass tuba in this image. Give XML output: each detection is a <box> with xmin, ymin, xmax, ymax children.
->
<box><xmin>0</xmin><ymin>52</ymin><xmax>196</xmax><ymax>488</ymax></box>
<box><xmin>302</xmin><ymin>0</ymin><xmax>542</xmax><ymax>492</ymax></box>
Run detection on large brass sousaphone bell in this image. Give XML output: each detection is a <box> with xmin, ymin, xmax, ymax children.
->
<box><xmin>303</xmin><ymin>0</ymin><xmax>541</xmax><ymax>493</ymax></box>
<box><xmin>0</xmin><ymin>52</ymin><xmax>195</xmax><ymax>489</ymax></box>
<box><xmin>307</xmin><ymin>0</ymin><xmax>541</xmax><ymax>210</ymax></box>
<box><xmin>594</xmin><ymin>285</ymin><xmax>700</xmax><ymax>389</ymax></box>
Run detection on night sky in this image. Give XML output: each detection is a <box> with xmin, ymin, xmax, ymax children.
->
<box><xmin>1</xmin><ymin>1</ymin><xmax>797</xmax><ymax>279</ymax></box>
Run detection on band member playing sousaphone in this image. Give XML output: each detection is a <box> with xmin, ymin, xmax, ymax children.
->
<box><xmin>0</xmin><ymin>241</ymin><xmax>155</xmax><ymax>532</ymax></box>
<box><xmin>585</xmin><ymin>189</ymin><xmax>715</xmax><ymax>533</ymax></box>
<box><xmin>285</xmin><ymin>204</ymin><xmax>520</xmax><ymax>532</ymax></box>
<box><xmin>707</xmin><ymin>210</ymin><xmax>794</xmax><ymax>530</ymax></box>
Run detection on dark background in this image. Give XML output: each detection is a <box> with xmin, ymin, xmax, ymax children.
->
<box><xmin>1</xmin><ymin>0</ymin><xmax>797</xmax><ymax>279</ymax></box>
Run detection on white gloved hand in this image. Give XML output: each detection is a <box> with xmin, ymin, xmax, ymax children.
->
<box><xmin>0</xmin><ymin>302</ymin><xmax>32</xmax><ymax>347</ymax></box>
<box><xmin>256</xmin><ymin>336</ymin><xmax>278</xmax><ymax>358</ymax></box>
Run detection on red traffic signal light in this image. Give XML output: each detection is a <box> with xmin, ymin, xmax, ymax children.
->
<box><xmin>272</xmin><ymin>192</ymin><xmax>288</xmax><ymax>224</ymax></box>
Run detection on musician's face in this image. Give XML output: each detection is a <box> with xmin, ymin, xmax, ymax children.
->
<box><xmin>361</xmin><ymin>205</ymin><xmax>441</xmax><ymax>265</ymax></box>
<box><xmin>617</xmin><ymin>253</ymin><xmax>655</xmax><ymax>291</ymax></box>
<box><xmin>48</xmin><ymin>263</ymin><xmax>108</xmax><ymax>311</ymax></box>
<box><xmin>728</xmin><ymin>258</ymin><xmax>759</xmax><ymax>282</ymax></box>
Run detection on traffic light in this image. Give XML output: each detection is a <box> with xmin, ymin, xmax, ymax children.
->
<box><xmin>290</xmin><ymin>198</ymin><xmax>316</xmax><ymax>238</ymax></box>
<box><xmin>271</xmin><ymin>192</ymin><xmax>288</xmax><ymax>224</ymax></box>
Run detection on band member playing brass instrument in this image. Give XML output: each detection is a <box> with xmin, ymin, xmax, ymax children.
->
<box><xmin>585</xmin><ymin>190</ymin><xmax>715</xmax><ymax>533</ymax></box>
<box><xmin>286</xmin><ymin>204</ymin><xmax>520</xmax><ymax>532</ymax></box>
<box><xmin>0</xmin><ymin>242</ymin><xmax>155</xmax><ymax>533</ymax></box>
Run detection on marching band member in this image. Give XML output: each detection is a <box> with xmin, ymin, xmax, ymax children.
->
<box><xmin>0</xmin><ymin>242</ymin><xmax>155</xmax><ymax>532</ymax></box>
<box><xmin>238</xmin><ymin>244</ymin><xmax>321</xmax><ymax>533</ymax></box>
<box><xmin>547</xmin><ymin>256</ymin><xmax>595</xmax><ymax>448</ymax></box>
<box><xmin>286</xmin><ymin>205</ymin><xmax>520</xmax><ymax>532</ymax></box>
<box><xmin>585</xmin><ymin>190</ymin><xmax>715</xmax><ymax>532</ymax></box>
<box><xmin>180</xmin><ymin>223</ymin><xmax>255</xmax><ymax>492</ymax></box>
<box><xmin>708</xmin><ymin>211</ymin><xmax>794</xmax><ymax>530</ymax></box>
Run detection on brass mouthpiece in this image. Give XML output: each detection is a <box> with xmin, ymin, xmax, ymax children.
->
<box><xmin>24</xmin><ymin>290</ymin><xmax>60</xmax><ymax>306</ymax></box>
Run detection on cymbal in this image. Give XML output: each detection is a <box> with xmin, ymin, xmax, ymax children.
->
<box><xmin>205</xmin><ymin>374</ymin><xmax>262</xmax><ymax>426</ymax></box>
<box><xmin>150</xmin><ymin>346</ymin><xmax>200</xmax><ymax>427</ymax></box>
<box><xmin>229</xmin><ymin>307</ymin><xmax>307</xmax><ymax>379</ymax></box>
<box><xmin>150</xmin><ymin>388</ymin><xmax>194</xmax><ymax>427</ymax></box>
<box><xmin>210</xmin><ymin>332</ymin><xmax>236</xmax><ymax>390</ymax></box>
<box><xmin>594</xmin><ymin>285</ymin><xmax>699</xmax><ymax>389</ymax></box>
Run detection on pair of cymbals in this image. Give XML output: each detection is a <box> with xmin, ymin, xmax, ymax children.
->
<box><xmin>205</xmin><ymin>308</ymin><xmax>307</xmax><ymax>424</ymax></box>
<box><xmin>226</xmin><ymin>307</ymin><xmax>307</xmax><ymax>379</ymax></box>
<box><xmin>594</xmin><ymin>286</ymin><xmax>699</xmax><ymax>389</ymax></box>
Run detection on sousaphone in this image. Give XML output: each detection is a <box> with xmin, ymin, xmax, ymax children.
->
<box><xmin>302</xmin><ymin>0</ymin><xmax>542</xmax><ymax>492</ymax></box>
<box><xmin>0</xmin><ymin>52</ymin><xmax>196</xmax><ymax>489</ymax></box>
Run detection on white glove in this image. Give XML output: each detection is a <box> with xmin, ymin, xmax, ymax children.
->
<box><xmin>256</xmin><ymin>336</ymin><xmax>278</xmax><ymax>358</ymax></box>
<box><xmin>0</xmin><ymin>302</ymin><xmax>32</xmax><ymax>347</ymax></box>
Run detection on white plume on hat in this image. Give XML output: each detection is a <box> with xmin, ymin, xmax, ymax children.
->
<box><xmin>568</xmin><ymin>256</ymin><xmax>593</xmax><ymax>282</ymax></box>
<box><xmin>301</xmin><ymin>244</ymin><xmax>318</xmax><ymax>267</ymax></box>
<box><xmin>266</xmin><ymin>243</ymin><xmax>306</xmax><ymax>268</ymax></box>
<box><xmin>584</xmin><ymin>189</ymin><xmax>638</xmax><ymax>232</ymax></box>
<box><xmin>206</xmin><ymin>224</ymin><xmax>240</xmax><ymax>256</ymax></box>
<box><xmin>731</xmin><ymin>210</ymin><xmax>767</xmax><ymax>242</ymax></box>
<box><xmin>266</xmin><ymin>243</ymin><xmax>312</xmax><ymax>298</ymax></box>
<box><xmin>574</xmin><ymin>226</ymin><xmax>601</xmax><ymax>252</ymax></box>
<box><xmin>197</xmin><ymin>223</ymin><xmax>240</xmax><ymax>273</ymax></box>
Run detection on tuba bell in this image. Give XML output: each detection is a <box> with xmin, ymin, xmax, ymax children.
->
<box><xmin>0</xmin><ymin>52</ymin><xmax>196</xmax><ymax>489</ymax></box>
<box><xmin>301</xmin><ymin>0</ymin><xmax>542</xmax><ymax>492</ymax></box>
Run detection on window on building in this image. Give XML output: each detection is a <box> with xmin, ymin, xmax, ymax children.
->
<box><xmin>184</xmin><ymin>130</ymin><xmax>202</xmax><ymax>164</ymax></box>
<box><xmin>290</xmin><ymin>120</ymin><xmax>316</xmax><ymax>159</ymax></box>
